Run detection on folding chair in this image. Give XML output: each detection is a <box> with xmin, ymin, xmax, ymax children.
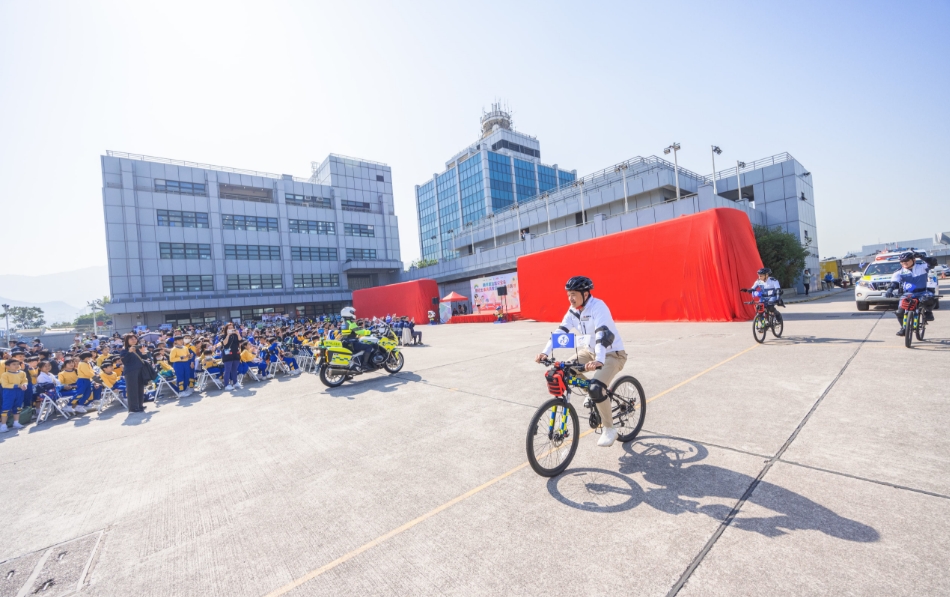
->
<box><xmin>239</xmin><ymin>362</ymin><xmax>263</xmax><ymax>383</ymax></box>
<box><xmin>98</xmin><ymin>386</ymin><xmax>128</xmax><ymax>413</ymax></box>
<box><xmin>295</xmin><ymin>348</ymin><xmax>314</xmax><ymax>373</ymax></box>
<box><xmin>153</xmin><ymin>375</ymin><xmax>180</xmax><ymax>399</ymax></box>
<box><xmin>194</xmin><ymin>366</ymin><xmax>224</xmax><ymax>392</ymax></box>
<box><xmin>266</xmin><ymin>360</ymin><xmax>290</xmax><ymax>377</ymax></box>
<box><xmin>36</xmin><ymin>388</ymin><xmax>73</xmax><ymax>423</ymax></box>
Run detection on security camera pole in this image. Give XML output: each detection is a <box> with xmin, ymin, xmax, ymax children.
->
<box><xmin>2</xmin><ymin>304</ymin><xmax>9</xmax><ymax>346</ymax></box>
<box><xmin>736</xmin><ymin>160</ymin><xmax>746</xmax><ymax>203</ymax></box>
<box><xmin>663</xmin><ymin>143</ymin><xmax>682</xmax><ymax>201</ymax></box>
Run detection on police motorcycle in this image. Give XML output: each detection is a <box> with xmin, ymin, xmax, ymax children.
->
<box><xmin>318</xmin><ymin>309</ymin><xmax>405</xmax><ymax>387</ymax></box>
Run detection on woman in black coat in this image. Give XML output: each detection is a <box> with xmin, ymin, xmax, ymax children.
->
<box><xmin>120</xmin><ymin>333</ymin><xmax>150</xmax><ymax>412</ymax></box>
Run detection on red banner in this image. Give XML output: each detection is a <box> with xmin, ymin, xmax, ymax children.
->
<box><xmin>518</xmin><ymin>208</ymin><xmax>762</xmax><ymax>322</ymax></box>
<box><xmin>353</xmin><ymin>279</ymin><xmax>439</xmax><ymax>323</ymax></box>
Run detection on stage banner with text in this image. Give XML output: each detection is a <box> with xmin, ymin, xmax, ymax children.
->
<box><xmin>470</xmin><ymin>273</ymin><xmax>521</xmax><ymax>314</ymax></box>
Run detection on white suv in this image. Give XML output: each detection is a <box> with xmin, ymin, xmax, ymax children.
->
<box><xmin>855</xmin><ymin>251</ymin><xmax>940</xmax><ymax>311</ymax></box>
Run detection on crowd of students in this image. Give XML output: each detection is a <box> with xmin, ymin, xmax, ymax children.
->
<box><xmin>0</xmin><ymin>313</ymin><xmax>422</xmax><ymax>435</ymax></box>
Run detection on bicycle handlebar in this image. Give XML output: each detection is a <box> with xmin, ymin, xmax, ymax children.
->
<box><xmin>538</xmin><ymin>357</ymin><xmax>602</xmax><ymax>370</ymax></box>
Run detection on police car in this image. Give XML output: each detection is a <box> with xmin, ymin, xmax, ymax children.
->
<box><xmin>855</xmin><ymin>250</ymin><xmax>940</xmax><ymax>311</ymax></box>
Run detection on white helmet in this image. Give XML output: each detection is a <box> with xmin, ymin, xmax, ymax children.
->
<box><xmin>341</xmin><ymin>307</ymin><xmax>356</xmax><ymax>320</ymax></box>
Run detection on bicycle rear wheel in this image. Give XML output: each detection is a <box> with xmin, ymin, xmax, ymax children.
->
<box><xmin>753</xmin><ymin>314</ymin><xmax>767</xmax><ymax>343</ymax></box>
<box><xmin>610</xmin><ymin>376</ymin><xmax>646</xmax><ymax>443</ymax></box>
<box><xmin>915</xmin><ymin>311</ymin><xmax>927</xmax><ymax>341</ymax></box>
<box><xmin>526</xmin><ymin>398</ymin><xmax>579</xmax><ymax>477</ymax></box>
<box><xmin>771</xmin><ymin>310</ymin><xmax>784</xmax><ymax>338</ymax></box>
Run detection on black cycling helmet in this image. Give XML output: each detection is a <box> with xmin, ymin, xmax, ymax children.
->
<box><xmin>757</xmin><ymin>268</ymin><xmax>771</xmax><ymax>276</ymax></box>
<box><xmin>898</xmin><ymin>251</ymin><xmax>916</xmax><ymax>262</ymax></box>
<box><xmin>565</xmin><ymin>276</ymin><xmax>594</xmax><ymax>292</ymax></box>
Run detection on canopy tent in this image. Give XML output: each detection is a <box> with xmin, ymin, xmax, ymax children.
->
<box><xmin>441</xmin><ymin>291</ymin><xmax>469</xmax><ymax>302</ymax></box>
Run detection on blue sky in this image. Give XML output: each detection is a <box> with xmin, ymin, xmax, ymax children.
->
<box><xmin>1</xmin><ymin>0</ymin><xmax>947</xmax><ymax>276</ymax></box>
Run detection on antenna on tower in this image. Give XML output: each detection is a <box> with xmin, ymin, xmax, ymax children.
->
<box><xmin>480</xmin><ymin>100</ymin><xmax>513</xmax><ymax>139</ymax></box>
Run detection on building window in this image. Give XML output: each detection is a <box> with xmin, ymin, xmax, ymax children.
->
<box><xmin>156</xmin><ymin>209</ymin><xmax>209</xmax><ymax>229</ymax></box>
<box><xmin>376</xmin><ymin>174</ymin><xmax>384</xmax><ymax>182</ymax></box>
<box><xmin>490</xmin><ymin>139</ymin><xmax>540</xmax><ymax>159</ymax></box>
<box><xmin>537</xmin><ymin>165</ymin><xmax>557</xmax><ymax>193</ymax></box>
<box><xmin>291</xmin><ymin>246</ymin><xmax>338</xmax><ymax>261</ymax></box>
<box><xmin>159</xmin><ymin>243</ymin><xmax>212</xmax><ymax>260</ymax></box>
<box><xmin>227</xmin><ymin>274</ymin><xmax>283</xmax><ymax>290</ymax></box>
<box><xmin>437</xmin><ymin>168</ymin><xmax>460</xmax><ymax>260</ymax></box>
<box><xmin>166</xmin><ymin>311</ymin><xmax>216</xmax><ymax>325</ymax></box>
<box><xmin>458</xmin><ymin>154</ymin><xmax>486</xmax><ymax>226</ymax></box>
<box><xmin>341</xmin><ymin>199</ymin><xmax>371</xmax><ymax>213</ymax></box>
<box><xmin>293</xmin><ymin>274</ymin><xmax>340</xmax><ymax>288</ymax></box>
<box><xmin>224</xmin><ymin>244</ymin><xmax>281</xmax><ymax>260</ymax></box>
<box><xmin>285</xmin><ymin>194</ymin><xmax>332</xmax><ymax>209</ymax></box>
<box><xmin>289</xmin><ymin>219</ymin><xmax>335</xmax><ymax>235</ymax></box>
<box><xmin>487</xmin><ymin>151</ymin><xmax>515</xmax><ymax>210</ymax></box>
<box><xmin>222</xmin><ymin>214</ymin><xmax>278</xmax><ymax>232</ymax></box>
<box><xmin>514</xmin><ymin>158</ymin><xmax>538</xmax><ymax>202</ymax></box>
<box><xmin>155</xmin><ymin>179</ymin><xmax>207</xmax><ymax>196</ymax></box>
<box><xmin>219</xmin><ymin>184</ymin><xmax>273</xmax><ymax>203</ymax></box>
<box><xmin>162</xmin><ymin>275</ymin><xmax>214</xmax><ymax>293</ymax></box>
<box><xmin>557</xmin><ymin>170</ymin><xmax>576</xmax><ymax>187</ymax></box>
<box><xmin>346</xmin><ymin>248</ymin><xmax>377</xmax><ymax>261</ymax></box>
<box><xmin>417</xmin><ymin>179</ymin><xmax>440</xmax><ymax>261</ymax></box>
<box><xmin>343</xmin><ymin>223</ymin><xmax>375</xmax><ymax>237</ymax></box>
<box><xmin>347</xmin><ymin>274</ymin><xmax>376</xmax><ymax>290</ymax></box>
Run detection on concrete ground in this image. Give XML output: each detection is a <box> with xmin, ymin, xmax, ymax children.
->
<box><xmin>1</xmin><ymin>283</ymin><xmax>948</xmax><ymax>597</ymax></box>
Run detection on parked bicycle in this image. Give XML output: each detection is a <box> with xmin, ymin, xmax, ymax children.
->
<box><xmin>525</xmin><ymin>358</ymin><xmax>645</xmax><ymax>477</ymax></box>
<box><xmin>741</xmin><ymin>288</ymin><xmax>785</xmax><ymax>343</ymax></box>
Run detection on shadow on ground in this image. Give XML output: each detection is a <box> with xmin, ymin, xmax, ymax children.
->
<box><xmin>547</xmin><ymin>435</ymin><xmax>879</xmax><ymax>542</ymax></box>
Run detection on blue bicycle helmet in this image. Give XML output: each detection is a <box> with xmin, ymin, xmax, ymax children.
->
<box><xmin>757</xmin><ymin>268</ymin><xmax>772</xmax><ymax>276</ymax></box>
<box><xmin>898</xmin><ymin>251</ymin><xmax>916</xmax><ymax>262</ymax></box>
<box><xmin>565</xmin><ymin>276</ymin><xmax>594</xmax><ymax>292</ymax></box>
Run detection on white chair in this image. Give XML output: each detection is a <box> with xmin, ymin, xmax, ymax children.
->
<box><xmin>98</xmin><ymin>386</ymin><xmax>128</xmax><ymax>413</ymax></box>
<box><xmin>194</xmin><ymin>367</ymin><xmax>224</xmax><ymax>392</ymax></box>
<box><xmin>153</xmin><ymin>375</ymin><xmax>180</xmax><ymax>399</ymax></box>
<box><xmin>295</xmin><ymin>348</ymin><xmax>314</xmax><ymax>373</ymax></box>
<box><xmin>36</xmin><ymin>388</ymin><xmax>73</xmax><ymax>423</ymax></box>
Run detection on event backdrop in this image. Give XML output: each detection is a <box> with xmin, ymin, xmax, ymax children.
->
<box><xmin>470</xmin><ymin>272</ymin><xmax>521</xmax><ymax>314</ymax></box>
<box><xmin>518</xmin><ymin>208</ymin><xmax>763</xmax><ymax>322</ymax></box>
<box><xmin>353</xmin><ymin>279</ymin><xmax>439</xmax><ymax>322</ymax></box>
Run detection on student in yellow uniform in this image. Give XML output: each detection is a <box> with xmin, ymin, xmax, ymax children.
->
<box><xmin>1</xmin><ymin>358</ymin><xmax>29</xmax><ymax>432</ymax></box>
<box><xmin>96</xmin><ymin>345</ymin><xmax>112</xmax><ymax>367</ymax></box>
<box><xmin>74</xmin><ymin>352</ymin><xmax>102</xmax><ymax>414</ymax></box>
<box><xmin>168</xmin><ymin>337</ymin><xmax>194</xmax><ymax>397</ymax></box>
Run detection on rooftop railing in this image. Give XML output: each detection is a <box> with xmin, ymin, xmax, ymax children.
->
<box><xmin>106</xmin><ymin>150</ymin><xmax>284</xmax><ymax>179</ymax></box>
<box><xmin>703</xmin><ymin>152</ymin><xmax>796</xmax><ymax>184</ymax></box>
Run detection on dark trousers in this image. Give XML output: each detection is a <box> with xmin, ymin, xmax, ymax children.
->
<box><xmin>127</xmin><ymin>378</ymin><xmax>145</xmax><ymax>412</ymax></box>
<box><xmin>222</xmin><ymin>360</ymin><xmax>240</xmax><ymax>386</ymax></box>
<box><xmin>804</xmin><ymin>283</ymin><xmax>810</xmax><ymax>296</ymax></box>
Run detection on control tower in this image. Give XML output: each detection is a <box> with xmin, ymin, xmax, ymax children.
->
<box><xmin>480</xmin><ymin>102</ymin><xmax>513</xmax><ymax>139</ymax></box>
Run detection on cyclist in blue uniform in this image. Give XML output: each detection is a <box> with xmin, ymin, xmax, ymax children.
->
<box><xmin>886</xmin><ymin>251</ymin><xmax>936</xmax><ymax>336</ymax></box>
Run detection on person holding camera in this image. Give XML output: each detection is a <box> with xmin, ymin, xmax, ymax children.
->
<box><xmin>219</xmin><ymin>323</ymin><xmax>243</xmax><ymax>391</ymax></box>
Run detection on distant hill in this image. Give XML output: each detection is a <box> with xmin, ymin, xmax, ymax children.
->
<box><xmin>0</xmin><ymin>297</ymin><xmax>85</xmax><ymax>327</ymax></box>
<box><xmin>0</xmin><ymin>266</ymin><xmax>109</xmax><ymax>309</ymax></box>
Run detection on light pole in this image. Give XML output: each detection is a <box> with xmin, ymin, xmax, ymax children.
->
<box><xmin>710</xmin><ymin>146</ymin><xmax>722</xmax><ymax>194</ymax></box>
<box><xmin>2</xmin><ymin>304</ymin><xmax>9</xmax><ymax>347</ymax></box>
<box><xmin>87</xmin><ymin>298</ymin><xmax>104</xmax><ymax>338</ymax></box>
<box><xmin>615</xmin><ymin>163</ymin><xmax>629</xmax><ymax>212</ymax></box>
<box><xmin>736</xmin><ymin>161</ymin><xmax>746</xmax><ymax>203</ymax></box>
<box><xmin>542</xmin><ymin>193</ymin><xmax>551</xmax><ymax>233</ymax></box>
<box><xmin>488</xmin><ymin>213</ymin><xmax>497</xmax><ymax>248</ymax></box>
<box><xmin>574</xmin><ymin>180</ymin><xmax>587</xmax><ymax>224</ymax></box>
<box><xmin>663</xmin><ymin>143</ymin><xmax>682</xmax><ymax>201</ymax></box>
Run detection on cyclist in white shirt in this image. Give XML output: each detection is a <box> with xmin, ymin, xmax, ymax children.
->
<box><xmin>536</xmin><ymin>276</ymin><xmax>627</xmax><ymax>447</ymax></box>
<box><xmin>751</xmin><ymin>268</ymin><xmax>781</xmax><ymax>292</ymax></box>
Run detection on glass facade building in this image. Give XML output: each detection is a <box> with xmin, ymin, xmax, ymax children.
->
<box><xmin>415</xmin><ymin>108</ymin><xmax>575</xmax><ymax>261</ymax></box>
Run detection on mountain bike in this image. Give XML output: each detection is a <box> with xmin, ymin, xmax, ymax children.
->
<box><xmin>741</xmin><ymin>288</ymin><xmax>784</xmax><ymax>343</ymax></box>
<box><xmin>896</xmin><ymin>290</ymin><xmax>935</xmax><ymax>348</ymax></box>
<box><xmin>525</xmin><ymin>358</ymin><xmax>645</xmax><ymax>477</ymax></box>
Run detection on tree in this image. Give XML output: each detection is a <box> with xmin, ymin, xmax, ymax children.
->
<box><xmin>408</xmin><ymin>258</ymin><xmax>439</xmax><ymax>270</ymax></box>
<box><xmin>753</xmin><ymin>225</ymin><xmax>812</xmax><ymax>288</ymax></box>
<box><xmin>7</xmin><ymin>306</ymin><xmax>46</xmax><ymax>329</ymax></box>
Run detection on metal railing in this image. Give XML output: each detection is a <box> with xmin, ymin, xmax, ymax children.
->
<box><xmin>219</xmin><ymin>192</ymin><xmax>274</xmax><ymax>204</ymax></box>
<box><xmin>703</xmin><ymin>152</ymin><xmax>795</xmax><ymax>184</ymax></box>
<box><xmin>110</xmin><ymin>287</ymin><xmax>349</xmax><ymax>304</ymax></box>
<box><xmin>106</xmin><ymin>150</ymin><xmax>284</xmax><ymax>179</ymax></box>
<box><xmin>286</xmin><ymin>198</ymin><xmax>333</xmax><ymax>209</ymax></box>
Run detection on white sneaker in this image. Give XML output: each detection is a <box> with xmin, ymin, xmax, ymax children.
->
<box><xmin>12</xmin><ymin>421</ymin><xmax>24</xmax><ymax>429</ymax></box>
<box><xmin>0</xmin><ymin>424</ymin><xmax>7</xmax><ymax>433</ymax></box>
<box><xmin>224</xmin><ymin>385</ymin><xmax>234</xmax><ymax>391</ymax></box>
<box><xmin>74</xmin><ymin>405</ymin><xmax>88</xmax><ymax>414</ymax></box>
<box><xmin>235</xmin><ymin>383</ymin><xmax>243</xmax><ymax>389</ymax></box>
<box><xmin>597</xmin><ymin>427</ymin><xmax>618</xmax><ymax>447</ymax></box>
<box><xmin>62</xmin><ymin>405</ymin><xmax>76</xmax><ymax>414</ymax></box>
<box><xmin>266</xmin><ymin>374</ymin><xmax>274</xmax><ymax>379</ymax></box>
<box><xmin>181</xmin><ymin>389</ymin><xmax>193</xmax><ymax>397</ymax></box>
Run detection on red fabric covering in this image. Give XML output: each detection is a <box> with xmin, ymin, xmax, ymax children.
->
<box><xmin>353</xmin><ymin>279</ymin><xmax>439</xmax><ymax>323</ymax></box>
<box><xmin>519</xmin><ymin>208</ymin><xmax>763</xmax><ymax>322</ymax></box>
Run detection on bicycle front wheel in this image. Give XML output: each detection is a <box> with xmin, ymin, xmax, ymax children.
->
<box><xmin>915</xmin><ymin>311</ymin><xmax>927</xmax><ymax>341</ymax></box>
<box><xmin>610</xmin><ymin>376</ymin><xmax>646</xmax><ymax>443</ymax></box>
<box><xmin>771</xmin><ymin>310</ymin><xmax>784</xmax><ymax>338</ymax></box>
<box><xmin>904</xmin><ymin>312</ymin><xmax>915</xmax><ymax>348</ymax></box>
<box><xmin>526</xmin><ymin>398</ymin><xmax>579</xmax><ymax>477</ymax></box>
<box><xmin>753</xmin><ymin>314</ymin><xmax>767</xmax><ymax>343</ymax></box>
